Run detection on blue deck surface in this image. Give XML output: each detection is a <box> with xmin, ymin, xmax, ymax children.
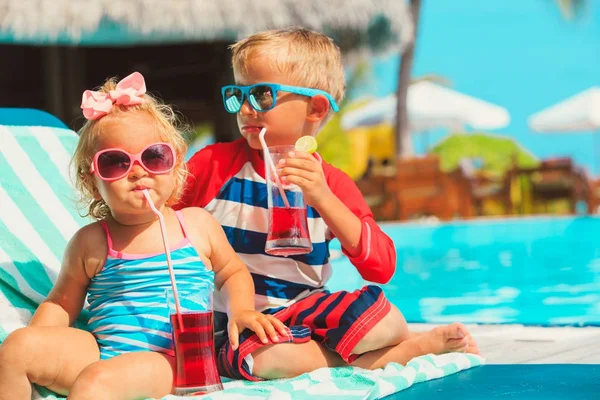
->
<box><xmin>383</xmin><ymin>364</ymin><xmax>600</xmax><ymax>400</ymax></box>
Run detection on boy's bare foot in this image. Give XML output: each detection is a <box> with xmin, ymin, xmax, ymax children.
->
<box><xmin>410</xmin><ymin>322</ymin><xmax>481</xmax><ymax>356</ymax></box>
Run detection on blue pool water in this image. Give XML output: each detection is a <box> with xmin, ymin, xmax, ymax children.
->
<box><xmin>328</xmin><ymin>217</ymin><xmax>600</xmax><ymax>326</ymax></box>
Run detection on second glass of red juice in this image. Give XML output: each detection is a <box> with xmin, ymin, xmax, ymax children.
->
<box><xmin>167</xmin><ymin>287</ymin><xmax>223</xmax><ymax>396</ymax></box>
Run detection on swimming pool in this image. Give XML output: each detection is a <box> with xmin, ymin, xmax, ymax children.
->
<box><xmin>329</xmin><ymin>216</ymin><xmax>600</xmax><ymax>326</ymax></box>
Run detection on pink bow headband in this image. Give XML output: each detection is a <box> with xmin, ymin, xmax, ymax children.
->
<box><xmin>80</xmin><ymin>72</ymin><xmax>147</xmax><ymax>120</ymax></box>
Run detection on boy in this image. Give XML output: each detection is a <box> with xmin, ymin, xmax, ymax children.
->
<box><xmin>177</xmin><ymin>27</ymin><xmax>479</xmax><ymax>381</ymax></box>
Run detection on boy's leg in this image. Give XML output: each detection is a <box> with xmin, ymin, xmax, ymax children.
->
<box><xmin>68</xmin><ymin>351</ymin><xmax>175</xmax><ymax>400</ymax></box>
<box><xmin>348</xmin><ymin>303</ymin><xmax>446</xmax><ymax>353</ymax></box>
<box><xmin>344</xmin><ymin>294</ymin><xmax>482</xmax><ymax>367</ymax></box>
<box><xmin>246</xmin><ymin>323</ymin><xmax>480</xmax><ymax>379</ymax></box>
<box><xmin>218</xmin><ymin>323</ymin><xmax>323</xmax><ymax>381</ymax></box>
<box><xmin>0</xmin><ymin>326</ymin><xmax>99</xmax><ymax>399</ymax></box>
<box><xmin>251</xmin><ymin>340</ymin><xmax>346</xmax><ymax>380</ymax></box>
<box><xmin>349</xmin><ymin>303</ymin><xmax>411</xmax><ymax>354</ymax></box>
<box><xmin>351</xmin><ymin>322</ymin><xmax>480</xmax><ymax>370</ymax></box>
<box><xmin>282</xmin><ymin>286</ymin><xmax>479</xmax><ymax>369</ymax></box>
<box><xmin>218</xmin><ymin>286</ymin><xmax>481</xmax><ymax>380</ymax></box>
<box><xmin>218</xmin><ymin>286</ymin><xmax>388</xmax><ymax>381</ymax></box>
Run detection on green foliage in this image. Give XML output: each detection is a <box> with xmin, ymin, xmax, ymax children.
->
<box><xmin>191</xmin><ymin>123</ymin><xmax>213</xmax><ymax>142</ymax></box>
<box><xmin>316</xmin><ymin>58</ymin><xmax>371</xmax><ymax>174</ymax></box>
<box><xmin>317</xmin><ymin>114</ymin><xmax>353</xmax><ymax>172</ymax></box>
<box><xmin>431</xmin><ymin>133</ymin><xmax>540</xmax><ymax>174</ymax></box>
<box><xmin>325</xmin><ymin>15</ymin><xmax>398</xmax><ymax>55</ymax></box>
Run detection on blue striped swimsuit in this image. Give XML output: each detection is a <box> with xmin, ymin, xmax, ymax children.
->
<box><xmin>86</xmin><ymin>210</ymin><xmax>214</xmax><ymax>360</ymax></box>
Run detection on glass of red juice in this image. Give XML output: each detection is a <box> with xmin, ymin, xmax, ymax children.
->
<box><xmin>264</xmin><ymin>145</ymin><xmax>313</xmax><ymax>256</ymax></box>
<box><xmin>166</xmin><ymin>287</ymin><xmax>223</xmax><ymax>396</ymax></box>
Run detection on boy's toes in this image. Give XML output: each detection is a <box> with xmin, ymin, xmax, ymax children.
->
<box><xmin>465</xmin><ymin>335</ymin><xmax>481</xmax><ymax>355</ymax></box>
<box><xmin>439</xmin><ymin>322</ymin><xmax>467</xmax><ymax>341</ymax></box>
<box><xmin>446</xmin><ymin>337</ymin><xmax>468</xmax><ymax>351</ymax></box>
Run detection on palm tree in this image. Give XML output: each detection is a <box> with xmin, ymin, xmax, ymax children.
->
<box><xmin>393</xmin><ymin>0</ymin><xmax>585</xmax><ymax>160</ymax></box>
<box><xmin>395</xmin><ymin>0</ymin><xmax>423</xmax><ymax>159</ymax></box>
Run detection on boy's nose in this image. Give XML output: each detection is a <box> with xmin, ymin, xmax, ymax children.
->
<box><xmin>239</xmin><ymin>99</ymin><xmax>257</xmax><ymax>116</ymax></box>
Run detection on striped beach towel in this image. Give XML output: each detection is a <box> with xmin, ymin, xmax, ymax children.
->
<box><xmin>0</xmin><ymin>123</ymin><xmax>484</xmax><ymax>399</ymax></box>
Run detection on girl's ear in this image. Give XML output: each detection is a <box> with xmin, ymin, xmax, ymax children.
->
<box><xmin>306</xmin><ymin>95</ymin><xmax>330</xmax><ymax>122</ymax></box>
<box><xmin>92</xmin><ymin>186</ymin><xmax>102</xmax><ymax>201</ymax></box>
<box><xmin>83</xmin><ymin>172</ymin><xmax>102</xmax><ymax>201</ymax></box>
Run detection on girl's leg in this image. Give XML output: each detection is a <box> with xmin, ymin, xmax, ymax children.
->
<box><xmin>68</xmin><ymin>351</ymin><xmax>175</xmax><ymax>400</ymax></box>
<box><xmin>0</xmin><ymin>327</ymin><xmax>99</xmax><ymax>399</ymax></box>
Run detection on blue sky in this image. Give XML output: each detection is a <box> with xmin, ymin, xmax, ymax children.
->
<box><xmin>351</xmin><ymin>0</ymin><xmax>600</xmax><ymax>173</ymax></box>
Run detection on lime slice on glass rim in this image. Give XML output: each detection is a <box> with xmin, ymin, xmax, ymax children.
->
<box><xmin>295</xmin><ymin>136</ymin><xmax>318</xmax><ymax>154</ymax></box>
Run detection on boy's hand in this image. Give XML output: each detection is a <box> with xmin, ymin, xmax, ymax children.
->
<box><xmin>228</xmin><ymin>310</ymin><xmax>288</xmax><ymax>350</ymax></box>
<box><xmin>277</xmin><ymin>151</ymin><xmax>332</xmax><ymax>208</ymax></box>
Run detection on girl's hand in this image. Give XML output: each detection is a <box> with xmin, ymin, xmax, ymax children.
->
<box><xmin>277</xmin><ymin>151</ymin><xmax>333</xmax><ymax>209</ymax></box>
<box><xmin>227</xmin><ymin>310</ymin><xmax>288</xmax><ymax>350</ymax></box>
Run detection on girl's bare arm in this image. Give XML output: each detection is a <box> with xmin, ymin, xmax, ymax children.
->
<box><xmin>183</xmin><ymin>207</ymin><xmax>287</xmax><ymax>348</ymax></box>
<box><xmin>29</xmin><ymin>224</ymin><xmax>103</xmax><ymax>327</ymax></box>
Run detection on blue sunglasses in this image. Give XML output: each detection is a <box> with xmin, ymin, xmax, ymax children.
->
<box><xmin>221</xmin><ymin>83</ymin><xmax>339</xmax><ymax>114</ymax></box>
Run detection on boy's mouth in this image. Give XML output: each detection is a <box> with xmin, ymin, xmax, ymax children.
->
<box><xmin>241</xmin><ymin>125</ymin><xmax>263</xmax><ymax>134</ymax></box>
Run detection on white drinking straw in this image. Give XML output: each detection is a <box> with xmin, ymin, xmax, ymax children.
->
<box><xmin>142</xmin><ymin>189</ymin><xmax>184</xmax><ymax>330</ymax></box>
<box><xmin>258</xmin><ymin>128</ymin><xmax>290</xmax><ymax>208</ymax></box>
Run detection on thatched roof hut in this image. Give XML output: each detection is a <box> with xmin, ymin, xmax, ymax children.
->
<box><xmin>0</xmin><ymin>0</ymin><xmax>412</xmax><ymax>47</ymax></box>
<box><xmin>0</xmin><ymin>0</ymin><xmax>413</xmax><ymax>140</ymax></box>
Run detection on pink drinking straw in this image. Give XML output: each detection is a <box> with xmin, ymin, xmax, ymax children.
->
<box><xmin>142</xmin><ymin>189</ymin><xmax>184</xmax><ymax>330</ymax></box>
<box><xmin>258</xmin><ymin>128</ymin><xmax>290</xmax><ymax>208</ymax></box>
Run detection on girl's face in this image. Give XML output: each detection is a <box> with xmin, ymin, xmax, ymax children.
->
<box><xmin>91</xmin><ymin>111</ymin><xmax>176</xmax><ymax>224</ymax></box>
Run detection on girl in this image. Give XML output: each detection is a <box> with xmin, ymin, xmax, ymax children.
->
<box><xmin>0</xmin><ymin>72</ymin><xmax>286</xmax><ymax>400</ymax></box>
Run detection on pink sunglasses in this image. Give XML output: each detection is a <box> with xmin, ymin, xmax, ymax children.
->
<box><xmin>90</xmin><ymin>142</ymin><xmax>176</xmax><ymax>181</ymax></box>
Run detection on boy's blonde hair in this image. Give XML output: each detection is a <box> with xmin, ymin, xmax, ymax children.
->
<box><xmin>230</xmin><ymin>27</ymin><xmax>346</xmax><ymax>106</ymax></box>
<box><xmin>71</xmin><ymin>76</ymin><xmax>189</xmax><ymax>220</ymax></box>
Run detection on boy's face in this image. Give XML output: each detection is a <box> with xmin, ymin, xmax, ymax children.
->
<box><xmin>233</xmin><ymin>55</ymin><xmax>327</xmax><ymax>150</ymax></box>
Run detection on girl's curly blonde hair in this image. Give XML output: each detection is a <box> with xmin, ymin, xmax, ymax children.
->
<box><xmin>71</xmin><ymin>76</ymin><xmax>189</xmax><ymax>220</ymax></box>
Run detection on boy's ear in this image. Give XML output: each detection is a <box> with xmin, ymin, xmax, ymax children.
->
<box><xmin>306</xmin><ymin>95</ymin><xmax>330</xmax><ymax>122</ymax></box>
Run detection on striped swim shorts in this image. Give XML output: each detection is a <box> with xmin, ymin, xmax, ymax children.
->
<box><xmin>216</xmin><ymin>285</ymin><xmax>391</xmax><ymax>381</ymax></box>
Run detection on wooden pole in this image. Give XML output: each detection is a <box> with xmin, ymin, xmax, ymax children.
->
<box><xmin>44</xmin><ymin>46</ymin><xmax>64</xmax><ymax>121</ymax></box>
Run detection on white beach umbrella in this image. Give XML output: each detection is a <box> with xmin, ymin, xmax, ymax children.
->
<box><xmin>341</xmin><ymin>81</ymin><xmax>511</xmax><ymax>133</ymax></box>
<box><xmin>528</xmin><ymin>86</ymin><xmax>600</xmax><ymax>133</ymax></box>
<box><xmin>528</xmin><ymin>86</ymin><xmax>600</xmax><ymax>175</ymax></box>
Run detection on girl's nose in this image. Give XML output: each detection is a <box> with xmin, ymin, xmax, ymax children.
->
<box><xmin>128</xmin><ymin>161</ymin><xmax>148</xmax><ymax>179</ymax></box>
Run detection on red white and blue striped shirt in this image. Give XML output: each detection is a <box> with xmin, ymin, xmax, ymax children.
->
<box><xmin>177</xmin><ymin>138</ymin><xmax>396</xmax><ymax>313</ymax></box>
